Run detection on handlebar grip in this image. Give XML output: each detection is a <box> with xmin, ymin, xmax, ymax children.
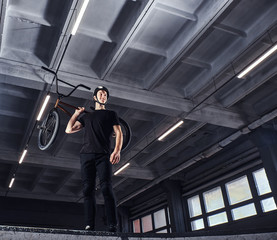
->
<box><xmin>79</xmin><ymin>84</ymin><xmax>91</xmax><ymax>90</ymax></box>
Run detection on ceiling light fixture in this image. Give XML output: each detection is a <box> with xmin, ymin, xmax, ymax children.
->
<box><xmin>9</xmin><ymin>177</ymin><xmax>15</xmax><ymax>188</ymax></box>
<box><xmin>71</xmin><ymin>0</ymin><xmax>90</xmax><ymax>35</ymax></box>
<box><xmin>19</xmin><ymin>149</ymin><xmax>28</xmax><ymax>164</ymax></box>
<box><xmin>37</xmin><ymin>95</ymin><xmax>50</xmax><ymax>121</ymax></box>
<box><xmin>237</xmin><ymin>43</ymin><xmax>277</xmax><ymax>79</ymax></box>
<box><xmin>158</xmin><ymin>120</ymin><xmax>184</xmax><ymax>141</ymax></box>
<box><xmin>114</xmin><ymin>163</ymin><xmax>130</xmax><ymax>176</ymax></box>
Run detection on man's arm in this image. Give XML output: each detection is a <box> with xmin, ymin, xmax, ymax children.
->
<box><xmin>110</xmin><ymin>125</ymin><xmax>123</xmax><ymax>164</ymax></box>
<box><xmin>65</xmin><ymin>107</ymin><xmax>84</xmax><ymax>134</ymax></box>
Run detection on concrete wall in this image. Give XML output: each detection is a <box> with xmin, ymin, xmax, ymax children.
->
<box><xmin>0</xmin><ymin>196</ymin><xmax>107</xmax><ymax>230</ymax></box>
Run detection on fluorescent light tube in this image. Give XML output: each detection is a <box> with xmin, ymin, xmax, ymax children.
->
<box><xmin>114</xmin><ymin>163</ymin><xmax>130</xmax><ymax>176</ymax></box>
<box><xmin>19</xmin><ymin>149</ymin><xmax>27</xmax><ymax>164</ymax></box>
<box><xmin>9</xmin><ymin>177</ymin><xmax>15</xmax><ymax>188</ymax></box>
<box><xmin>37</xmin><ymin>95</ymin><xmax>50</xmax><ymax>121</ymax></box>
<box><xmin>237</xmin><ymin>44</ymin><xmax>277</xmax><ymax>79</ymax></box>
<box><xmin>158</xmin><ymin>120</ymin><xmax>184</xmax><ymax>141</ymax></box>
<box><xmin>71</xmin><ymin>0</ymin><xmax>89</xmax><ymax>35</ymax></box>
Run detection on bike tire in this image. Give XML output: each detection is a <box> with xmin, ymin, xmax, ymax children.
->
<box><xmin>119</xmin><ymin>117</ymin><xmax>132</xmax><ymax>151</ymax></box>
<box><xmin>38</xmin><ymin>109</ymin><xmax>60</xmax><ymax>151</ymax></box>
<box><xmin>111</xmin><ymin>117</ymin><xmax>132</xmax><ymax>152</ymax></box>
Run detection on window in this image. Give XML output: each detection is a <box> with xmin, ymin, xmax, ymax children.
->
<box><xmin>154</xmin><ymin>209</ymin><xmax>167</xmax><ymax>229</ymax></box>
<box><xmin>188</xmin><ymin>195</ymin><xmax>202</xmax><ymax>217</ymax></box>
<box><xmin>231</xmin><ymin>203</ymin><xmax>257</xmax><ymax>220</ymax></box>
<box><xmin>261</xmin><ymin>197</ymin><xmax>277</xmax><ymax>212</ymax></box>
<box><xmin>225</xmin><ymin>176</ymin><xmax>252</xmax><ymax>205</ymax></box>
<box><xmin>141</xmin><ymin>214</ymin><xmax>153</xmax><ymax>233</ymax></box>
<box><xmin>186</xmin><ymin>168</ymin><xmax>276</xmax><ymax>231</ymax></box>
<box><xmin>132</xmin><ymin>207</ymin><xmax>171</xmax><ymax>233</ymax></box>
<box><xmin>187</xmin><ymin>187</ymin><xmax>228</xmax><ymax>230</ymax></box>
<box><xmin>133</xmin><ymin>219</ymin><xmax>140</xmax><ymax>233</ymax></box>
<box><xmin>191</xmin><ymin>218</ymin><xmax>204</xmax><ymax>231</ymax></box>
<box><xmin>208</xmin><ymin>212</ymin><xmax>228</xmax><ymax>227</ymax></box>
<box><xmin>253</xmin><ymin>168</ymin><xmax>271</xmax><ymax>195</ymax></box>
<box><xmin>252</xmin><ymin>168</ymin><xmax>277</xmax><ymax>213</ymax></box>
<box><xmin>203</xmin><ymin>187</ymin><xmax>224</xmax><ymax>212</ymax></box>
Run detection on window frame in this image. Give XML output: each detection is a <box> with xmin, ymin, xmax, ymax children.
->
<box><xmin>130</xmin><ymin>206</ymin><xmax>172</xmax><ymax>233</ymax></box>
<box><xmin>185</xmin><ymin>165</ymin><xmax>276</xmax><ymax>231</ymax></box>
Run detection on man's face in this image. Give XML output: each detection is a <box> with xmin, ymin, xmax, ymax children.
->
<box><xmin>95</xmin><ymin>90</ymin><xmax>107</xmax><ymax>104</ymax></box>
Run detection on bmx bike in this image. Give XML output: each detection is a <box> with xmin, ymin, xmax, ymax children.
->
<box><xmin>37</xmin><ymin>67</ymin><xmax>131</xmax><ymax>151</ymax></box>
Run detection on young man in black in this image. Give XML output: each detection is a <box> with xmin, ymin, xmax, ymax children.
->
<box><xmin>65</xmin><ymin>86</ymin><xmax>123</xmax><ymax>232</ymax></box>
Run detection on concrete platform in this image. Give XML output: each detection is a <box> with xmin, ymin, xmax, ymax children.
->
<box><xmin>0</xmin><ymin>225</ymin><xmax>277</xmax><ymax>240</ymax></box>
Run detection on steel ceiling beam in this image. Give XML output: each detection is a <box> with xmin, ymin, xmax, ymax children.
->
<box><xmin>184</xmin><ymin>4</ymin><xmax>277</xmax><ymax>98</ymax></box>
<box><xmin>216</xmin><ymin>54</ymin><xmax>277</xmax><ymax>107</ymax></box>
<box><xmin>101</xmin><ymin>0</ymin><xmax>157</xmax><ymax>79</ymax></box>
<box><xmin>145</xmin><ymin>0</ymin><xmax>234</xmax><ymax>90</ymax></box>
<box><xmin>0</xmin><ymin>65</ymin><xmax>245</xmax><ymax>129</ymax></box>
<box><xmin>0</xmin><ymin>150</ymin><xmax>160</xmax><ymax>181</ymax></box>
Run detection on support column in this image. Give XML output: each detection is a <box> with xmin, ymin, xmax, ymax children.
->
<box><xmin>160</xmin><ymin>180</ymin><xmax>186</xmax><ymax>233</ymax></box>
<box><xmin>248</xmin><ymin>128</ymin><xmax>277</xmax><ymax>201</ymax></box>
<box><xmin>117</xmin><ymin>206</ymin><xmax>130</xmax><ymax>233</ymax></box>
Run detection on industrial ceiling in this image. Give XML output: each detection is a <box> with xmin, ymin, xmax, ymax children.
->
<box><xmin>0</xmin><ymin>0</ymin><xmax>277</xmax><ymax>208</ymax></box>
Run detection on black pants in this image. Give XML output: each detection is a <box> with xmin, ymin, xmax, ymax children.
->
<box><xmin>80</xmin><ymin>153</ymin><xmax>117</xmax><ymax>228</ymax></box>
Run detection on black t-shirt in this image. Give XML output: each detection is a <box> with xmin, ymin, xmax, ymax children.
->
<box><xmin>78</xmin><ymin>109</ymin><xmax>120</xmax><ymax>154</ymax></box>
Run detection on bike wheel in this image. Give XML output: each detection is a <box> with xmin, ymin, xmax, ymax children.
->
<box><xmin>111</xmin><ymin>117</ymin><xmax>132</xmax><ymax>152</ymax></box>
<box><xmin>119</xmin><ymin>117</ymin><xmax>132</xmax><ymax>151</ymax></box>
<box><xmin>38</xmin><ymin>109</ymin><xmax>60</xmax><ymax>151</ymax></box>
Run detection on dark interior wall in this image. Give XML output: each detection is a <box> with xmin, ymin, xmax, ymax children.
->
<box><xmin>0</xmin><ymin>196</ymin><xmax>107</xmax><ymax>230</ymax></box>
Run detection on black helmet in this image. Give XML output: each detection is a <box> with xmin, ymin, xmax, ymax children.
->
<box><xmin>93</xmin><ymin>86</ymin><xmax>109</xmax><ymax>99</ymax></box>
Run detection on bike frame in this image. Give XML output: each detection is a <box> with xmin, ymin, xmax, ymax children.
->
<box><xmin>54</xmin><ymin>98</ymin><xmax>82</xmax><ymax>118</ymax></box>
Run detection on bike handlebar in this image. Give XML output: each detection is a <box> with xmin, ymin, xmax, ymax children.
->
<box><xmin>41</xmin><ymin>66</ymin><xmax>91</xmax><ymax>98</ymax></box>
<box><xmin>41</xmin><ymin>66</ymin><xmax>56</xmax><ymax>76</ymax></box>
<box><xmin>79</xmin><ymin>84</ymin><xmax>91</xmax><ymax>90</ymax></box>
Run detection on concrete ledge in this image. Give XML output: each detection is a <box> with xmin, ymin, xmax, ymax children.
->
<box><xmin>0</xmin><ymin>225</ymin><xmax>277</xmax><ymax>240</ymax></box>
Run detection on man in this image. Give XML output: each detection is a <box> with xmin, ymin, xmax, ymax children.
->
<box><xmin>65</xmin><ymin>86</ymin><xmax>123</xmax><ymax>232</ymax></box>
